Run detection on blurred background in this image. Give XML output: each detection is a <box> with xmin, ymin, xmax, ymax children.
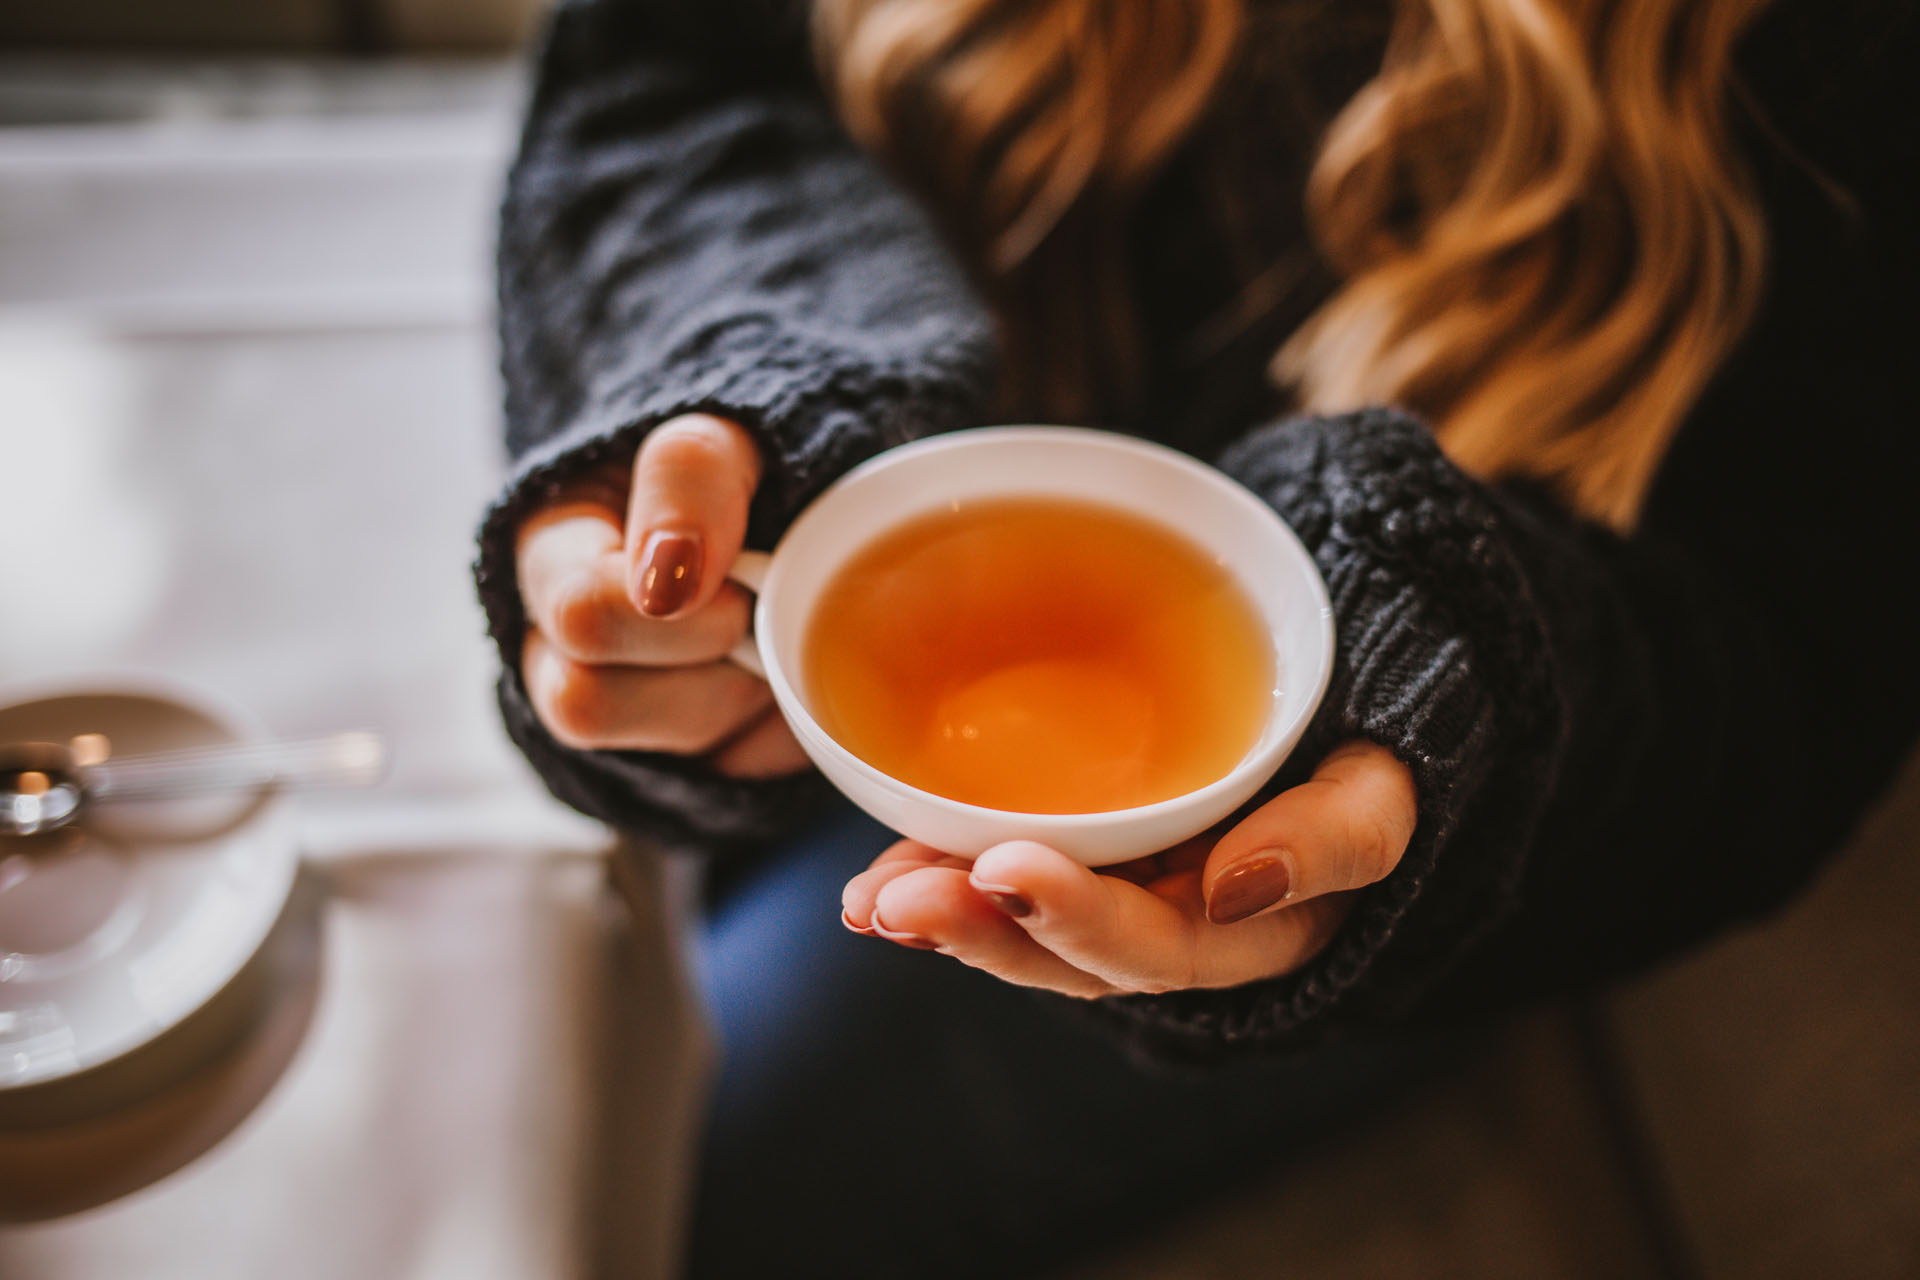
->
<box><xmin>0</xmin><ymin>0</ymin><xmax>541</xmax><ymax>55</ymax></box>
<box><xmin>1</xmin><ymin>3</ymin><xmax>1917</xmax><ymax>1279</ymax></box>
<box><xmin>0</xmin><ymin>5</ymin><xmax>708</xmax><ymax>1279</ymax></box>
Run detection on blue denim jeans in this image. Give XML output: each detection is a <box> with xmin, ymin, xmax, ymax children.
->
<box><xmin>685</xmin><ymin>798</ymin><xmax>1453</xmax><ymax>1279</ymax></box>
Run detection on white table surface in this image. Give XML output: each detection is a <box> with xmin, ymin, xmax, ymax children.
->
<box><xmin>0</xmin><ymin>71</ymin><xmax>708</xmax><ymax>1279</ymax></box>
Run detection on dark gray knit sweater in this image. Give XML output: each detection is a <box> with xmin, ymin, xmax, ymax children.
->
<box><xmin>474</xmin><ymin>0</ymin><xmax>1920</xmax><ymax>1061</ymax></box>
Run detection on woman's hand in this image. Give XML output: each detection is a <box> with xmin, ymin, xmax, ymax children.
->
<box><xmin>840</xmin><ymin>741</ymin><xmax>1417</xmax><ymax>996</ymax></box>
<box><xmin>514</xmin><ymin>413</ymin><xmax>811</xmax><ymax>778</ymax></box>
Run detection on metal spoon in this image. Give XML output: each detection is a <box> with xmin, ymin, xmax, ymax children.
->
<box><xmin>0</xmin><ymin>731</ymin><xmax>386</xmax><ymax>837</ymax></box>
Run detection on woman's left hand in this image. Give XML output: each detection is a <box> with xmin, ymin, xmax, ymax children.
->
<box><xmin>840</xmin><ymin>740</ymin><xmax>1417</xmax><ymax>997</ymax></box>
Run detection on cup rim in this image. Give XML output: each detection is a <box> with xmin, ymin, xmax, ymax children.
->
<box><xmin>753</xmin><ymin>425</ymin><xmax>1334</xmax><ymax>830</ymax></box>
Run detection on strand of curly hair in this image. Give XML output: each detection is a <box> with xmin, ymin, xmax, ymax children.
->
<box><xmin>815</xmin><ymin>0</ymin><xmax>1770</xmax><ymax>529</ymax></box>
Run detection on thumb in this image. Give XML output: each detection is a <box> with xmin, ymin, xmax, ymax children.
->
<box><xmin>1201</xmin><ymin>740</ymin><xmax>1417</xmax><ymax>925</ymax></box>
<box><xmin>624</xmin><ymin>414</ymin><xmax>763</xmax><ymax>618</ymax></box>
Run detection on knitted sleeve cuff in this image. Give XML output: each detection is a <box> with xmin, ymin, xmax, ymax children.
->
<box><xmin>1082</xmin><ymin>408</ymin><xmax>1567</xmax><ymax>1062</ymax></box>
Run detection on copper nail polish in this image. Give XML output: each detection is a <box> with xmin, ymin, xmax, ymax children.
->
<box><xmin>973</xmin><ymin>883</ymin><xmax>1033</xmax><ymax>918</ymax></box>
<box><xmin>636</xmin><ymin>531</ymin><xmax>703</xmax><ymax>617</ymax></box>
<box><xmin>1205</xmin><ymin>853</ymin><xmax>1292</xmax><ymax>925</ymax></box>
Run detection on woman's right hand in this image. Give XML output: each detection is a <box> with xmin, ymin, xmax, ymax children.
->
<box><xmin>513</xmin><ymin>413</ymin><xmax>812</xmax><ymax>778</ymax></box>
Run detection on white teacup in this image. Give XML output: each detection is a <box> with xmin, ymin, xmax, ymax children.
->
<box><xmin>727</xmin><ymin>426</ymin><xmax>1333</xmax><ymax>867</ymax></box>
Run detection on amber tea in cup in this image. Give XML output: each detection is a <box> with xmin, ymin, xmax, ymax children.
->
<box><xmin>731</xmin><ymin>426</ymin><xmax>1331</xmax><ymax>865</ymax></box>
<box><xmin>802</xmin><ymin>496</ymin><xmax>1275</xmax><ymax>815</ymax></box>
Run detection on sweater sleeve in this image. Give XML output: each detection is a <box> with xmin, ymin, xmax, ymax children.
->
<box><xmin>1083</xmin><ymin>4</ymin><xmax>1920</xmax><ymax>1060</ymax></box>
<box><xmin>1091</xmin><ymin>385</ymin><xmax>1919</xmax><ymax>1064</ymax></box>
<box><xmin>473</xmin><ymin>0</ymin><xmax>997</xmax><ymax>857</ymax></box>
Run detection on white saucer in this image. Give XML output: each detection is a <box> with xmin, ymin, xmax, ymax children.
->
<box><xmin>0</xmin><ymin>680</ymin><xmax>298</xmax><ymax>1096</ymax></box>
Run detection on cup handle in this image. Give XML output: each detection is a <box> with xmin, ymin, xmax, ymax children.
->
<box><xmin>724</xmin><ymin>550</ymin><xmax>773</xmax><ymax>679</ymax></box>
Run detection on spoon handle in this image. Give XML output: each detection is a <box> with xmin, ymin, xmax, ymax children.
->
<box><xmin>87</xmin><ymin>732</ymin><xmax>387</xmax><ymax>802</ymax></box>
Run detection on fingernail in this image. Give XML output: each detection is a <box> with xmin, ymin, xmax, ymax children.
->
<box><xmin>840</xmin><ymin>908</ymin><xmax>876</xmax><ymax>937</ymax></box>
<box><xmin>869</xmin><ymin>911</ymin><xmax>938</xmax><ymax>950</ymax></box>
<box><xmin>636</xmin><ymin>530</ymin><xmax>703</xmax><ymax>617</ymax></box>
<box><xmin>971</xmin><ymin>881</ymin><xmax>1033</xmax><ymax>918</ymax></box>
<box><xmin>1205</xmin><ymin>852</ymin><xmax>1293</xmax><ymax>925</ymax></box>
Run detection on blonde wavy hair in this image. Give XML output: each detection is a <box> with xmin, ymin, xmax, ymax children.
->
<box><xmin>815</xmin><ymin>0</ymin><xmax>1771</xmax><ymax>529</ymax></box>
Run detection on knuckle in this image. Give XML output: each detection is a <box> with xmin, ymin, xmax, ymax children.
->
<box><xmin>642</xmin><ymin>417</ymin><xmax>750</xmax><ymax>482</ymax></box>
<box><xmin>541</xmin><ymin>659</ymin><xmax>612</xmax><ymax>749</ymax></box>
<box><xmin>1120</xmin><ymin>941</ymin><xmax>1196</xmax><ymax>997</ymax></box>
<box><xmin>548</xmin><ymin>572</ymin><xmax>614</xmax><ymax>660</ymax></box>
<box><xmin>1322</xmin><ymin>738</ymin><xmax>1379</xmax><ymax>769</ymax></box>
<box><xmin>1347</xmin><ymin>802</ymin><xmax>1405</xmax><ymax>885</ymax></box>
